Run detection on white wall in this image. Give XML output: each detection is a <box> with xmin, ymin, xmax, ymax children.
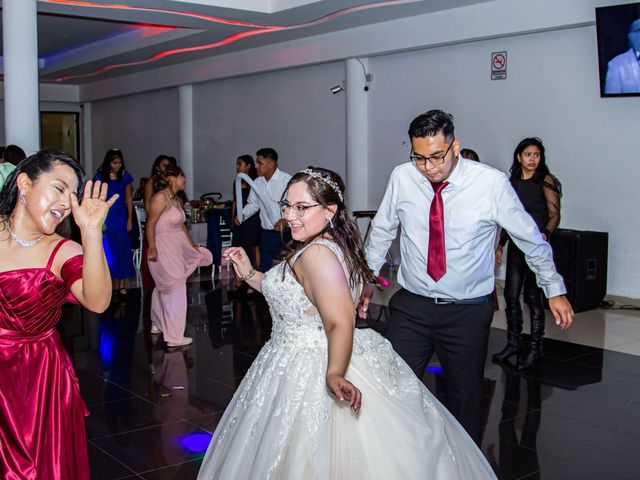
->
<box><xmin>90</xmin><ymin>88</ymin><xmax>180</xmax><ymax>184</ymax></box>
<box><xmin>192</xmin><ymin>61</ymin><xmax>346</xmax><ymax>198</ymax></box>
<box><xmin>367</xmin><ymin>25</ymin><xmax>639</xmax><ymax>297</ymax></box>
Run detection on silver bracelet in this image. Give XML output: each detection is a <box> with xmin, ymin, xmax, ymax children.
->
<box><xmin>239</xmin><ymin>268</ymin><xmax>257</xmax><ymax>281</ymax></box>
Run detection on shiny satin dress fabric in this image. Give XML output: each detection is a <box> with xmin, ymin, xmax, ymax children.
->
<box><xmin>0</xmin><ymin>255</ymin><xmax>90</xmax><ymax>480</ymax></box>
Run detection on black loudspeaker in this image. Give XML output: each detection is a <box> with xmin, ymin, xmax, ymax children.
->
<box><xmin>550</xmin><ymin>229</ymin><xmax>608</xmax><ymax>312</ymax></box>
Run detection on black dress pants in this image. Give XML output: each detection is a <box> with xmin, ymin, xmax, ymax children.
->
<box><xmin>387</xmin><ymin>288</ymin><xmax>493</xmax><ymax>444</ymax></box>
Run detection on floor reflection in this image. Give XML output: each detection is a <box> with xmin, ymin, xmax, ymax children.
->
<box><xmin>487</xmin><ymin>362</ymin><xmax>541</xmax><ymax>480</ymax></box>
<box><xmin>56</xmin><ymin>273</ymin><xmax>640</xmax><ymax>480</ymax></box>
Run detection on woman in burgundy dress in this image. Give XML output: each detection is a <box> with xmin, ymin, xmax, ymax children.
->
<box><xmin>0</xmin><ymin>150</ymin><xmax>117</xmax><ymax>479</ymax></box>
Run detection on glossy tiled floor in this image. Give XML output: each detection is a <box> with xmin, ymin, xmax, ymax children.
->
<box><xmin>57</xmin><ymin>269</ymin><xmax>640</xmax><ymax>480</ymax></box>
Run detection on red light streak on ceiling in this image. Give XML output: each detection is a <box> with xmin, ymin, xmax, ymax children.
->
<box><xmin>41</xmin><ymin>0</ymin><xmax>279</xmax><ymax>28</ymax></box>
<box><xmin>46</xmin><ymin>0</ymin><xmax>420</xmax><ymax>82</ymax></box>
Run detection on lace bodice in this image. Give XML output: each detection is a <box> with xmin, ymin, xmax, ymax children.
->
<box><xmin>261</xmin><ymin>238</ymin><xmax>354</xmax><ymax>349</ymax></box>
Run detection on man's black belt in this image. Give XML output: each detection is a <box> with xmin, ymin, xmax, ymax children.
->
<box><xmin>423</xmin><ymin>295</ymin><xmax>489</xmax><ymax>305</ymax></box>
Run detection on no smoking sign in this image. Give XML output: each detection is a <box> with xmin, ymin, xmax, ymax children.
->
<box><xmin>491</xmin><ymin>51</ymin><xmax>507</xmax><ymax>80</ymax></box>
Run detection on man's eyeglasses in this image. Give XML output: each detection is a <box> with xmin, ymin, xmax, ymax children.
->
<box><xmin>278</xmin><ymin>201</ymin><xmax>322</xmax><ymax>217</ymax></box>
<box><xmin>410</xmin><ymin>140</ymin><xmax>455</xmax><ymax>167</ymax></box>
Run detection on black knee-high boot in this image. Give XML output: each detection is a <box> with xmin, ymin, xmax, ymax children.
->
<box><xmin>492</xmin><ymin>312</ymin><xmax>523</xmax><ymax>362</ymax></box>
<box><xmin>518</xmin><ymin>302</ymin><xmax>545</xmax><ymax>370</ymax></box>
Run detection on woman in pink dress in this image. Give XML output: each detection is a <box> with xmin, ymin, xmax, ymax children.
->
<box><xmin>146</xmin><ymin>165</ymin><xmax>212</xmax><ymax>347</ymax></box>
<box><xmin>0</xmin><ymin>149</ymin><xmax>117</xmax><ymax>479</ymax></box>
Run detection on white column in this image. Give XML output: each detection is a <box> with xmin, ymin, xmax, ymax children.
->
<box><xmin>345</xmin><ymin>58</ymin><xmax>368</xmax><ymax>211</ymax></box>
<box><xmin>2</xmin><ymin>0</ymin><xmax>40</xmax><ymax>154</ymax></box>
<box><xmin>81</xmin><ymin>102</ymin><xmax>93</xmax><ymax>174</ymax></box>
<box><xmin>178</xmin><ymin>85</ymin><xmax>194</xmax><ymax>199</ymax></box>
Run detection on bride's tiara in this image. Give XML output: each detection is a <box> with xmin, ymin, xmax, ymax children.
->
<box><xmin>299</xmin><ymin>168</ymin><xmax>344</xmax><ymax>202</ymax></box>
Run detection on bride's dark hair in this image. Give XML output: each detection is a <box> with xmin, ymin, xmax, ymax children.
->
<box><xmin>279</xmin><ymin>167</ymin><xmax>375</xmax><ymax>288</ymax></box>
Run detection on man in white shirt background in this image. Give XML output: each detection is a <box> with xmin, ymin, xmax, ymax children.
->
<box><xmin>604</xmin><ymin>18</ymin><xmax>640</xmax><ymax>94</ymax></box>
<box><xmin>360</xmin><ymin>109</ymin><xmax>574</xmax><ymax>443</ymax></box>
<box><xmin>240</xmin><ymin>147</ymin><xmax>292</xmax><ymax>272</ymax></box>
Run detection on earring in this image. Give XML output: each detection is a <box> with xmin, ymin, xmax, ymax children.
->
<box><xmin>19</xmin><ymin>191</ymin><xmax>26</xmax><ymax>205</ymax></box>
<box><xmin>329</xmin><ymin>217</ymin><xmax>334</xmax><ymax>229</ymax></box>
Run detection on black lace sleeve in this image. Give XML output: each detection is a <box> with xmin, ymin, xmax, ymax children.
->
<box><xmin>541</xmin><ymin>174</ymin><xmax>562</xmax><ymax>238</ymax></box>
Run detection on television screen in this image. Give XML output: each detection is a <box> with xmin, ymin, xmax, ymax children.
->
<box><xmin>595</xmin><ymin>2</ymin><xmax>640</xmax><ymax>97</ymax></box>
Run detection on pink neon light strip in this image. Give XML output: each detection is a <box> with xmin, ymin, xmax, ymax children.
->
<box><xmin>41</xmin><ymin>0</ymin><xmax>279</xmax><ymax>28</ymax></box>
<box><xmin>46</xmin><ymin>0</ymin><xmax>422</xmax><ymax>82</ymax></box>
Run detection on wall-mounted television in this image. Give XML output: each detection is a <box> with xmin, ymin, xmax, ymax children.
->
<box><xmin>596</xmin><ymin>2</ymin><xmax>640</xmax><ymax>97</ymax></box>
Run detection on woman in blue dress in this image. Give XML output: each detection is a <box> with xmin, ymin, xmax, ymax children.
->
<box><xmin>94</xmin><ymin>148</ymin><xmax>135</xmax><ymax>296</ymax></box>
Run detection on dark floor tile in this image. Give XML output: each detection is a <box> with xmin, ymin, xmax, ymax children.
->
<box><xmin>479</xmin><ymin>439</ymin><xmax>561</xmax><ymax>480</ymax></box>
<box><xmin>75</xmin><ymin>348</ymin><xmax>155</xmax><ymax>379</ymax></box>
<box><xmin>545</xmin><ymin>391</ymin><xmax>640</xmax><ymax>434</ymax></box>
<box><xmin>186</xmin><ymin>411</ymin><xmax>225</xmax><ymax>434</ymax></box>
<box><xmin>531</xmin><ymin>433</ymin><xmax>640</xmax><ymax>479</ymax></box>
<box><xmin>79</xmin><ymin>377</ymin><xmax>136</xmax><ymax>406</ymax></box>
<box><xmin>87</xmin><ymin>442</ymin><xmax>137</xmax><ymax>480</ymax></box>
<box><xmin>140</xmin><ymin>459</ymin><xmax>203</xmax><ymax>479</ymax></box>
<box><xmin>142</xmin><ymin>392</ymin><xmax>223</xmax><ymax>426</ymax></box>
<box><xmin>91</xmin><ymin>421</ymin><xmax>210</xmax><ymax>474</ymax></box>
<box><xmin>102</xmin><ymin>367</ymin><xmax>160</xmax><ymax>403</ymax></box>
<box><xmin>569</xmin><ymin>349</ymin><xmax>640</xmax><ymax>376</ymax></box>
<box><xmin>593</xmin><ymin>374</ymin><xmax>640</xmax><ymax>403</ymax></box>
<box><xmin>86</xmin><ymin>397</ymin><xmax>160</xmax><ymax>440</ymax></box>
<box><xmin>538</xmin><ymin>337</ymin><xmax>602</xmax><ymax>361</ymax></box>
<box><xmin>518</xmin><ymin>359</ymin><xmax>630</xmax><ymax>391</ymax></box>
<box><xmin>536</xmin><ymin>382</ymin><xmax>594</xmax><ymax>408</ymax></box>
<box><xmin>483</xmin><ymin>411</ymin><xmax>619</xmax><ymax>461</ymax></box>
<box><xmin>75</xmin><ymin>366</ymin><xmax>103</xmax><ymax>381</ymax></box>
<box><xmin>168</xmin><ymin>378</ymin><xmax>237</xmax><ymax>412</ymax></box>
<box><xmin>191</xmin><ymin>346</ymin><xmax>256</xmax><ymax>386</ymax></box>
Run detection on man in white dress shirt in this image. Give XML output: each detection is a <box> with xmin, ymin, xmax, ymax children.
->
<box><xmin>240</xmin><ymin>147</ymin><xmax>292</xmax><ymax>272</ymax></box>
<box><xmin>604</xmin><ymin>18</ymin><xmax>640</xmax><ymax>94</ymax></box>
<box><xmin>361</xmin><ymin>110</ymin><xmax>574</xmax><ymax>443</ymax></box>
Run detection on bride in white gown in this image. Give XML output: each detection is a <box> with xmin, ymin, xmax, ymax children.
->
<box><xmin>197</xmin><ymin>167</ymin><xmax>497</xmax><ymax>479</ymax></box>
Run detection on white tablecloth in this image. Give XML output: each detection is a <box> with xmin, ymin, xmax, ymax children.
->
<box><xmin>190</xmin><ymin>222</ymin><xmax>207</xmax><ymax>247</ymax></box>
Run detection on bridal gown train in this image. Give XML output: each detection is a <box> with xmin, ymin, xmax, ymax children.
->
<box><xmin>198</xmin><ymin>238</ymin><xmax>497</xmax><ymax>479</ymax></box>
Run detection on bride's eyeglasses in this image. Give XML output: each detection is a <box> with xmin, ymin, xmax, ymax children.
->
<box><xmin>278</xmin><ymin>201</ymin><xmax>322</xmax><ymax>217</ymax></box>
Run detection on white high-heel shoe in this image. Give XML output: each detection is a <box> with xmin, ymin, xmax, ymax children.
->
<box><xmin>166</xmin><ymin>337</ymin><xmax>193</xmax><ymax>348</ymax></box>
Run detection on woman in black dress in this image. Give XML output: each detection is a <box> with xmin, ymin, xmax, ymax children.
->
<box><xmin>493</xmin><ymin>137</ymin><xmax>562</xmax><ymax>370</ymax></box>
<box><xmin>232</xmin><ymin>155</ymin><xmax>261</xmax><ymax>272</ymax></box>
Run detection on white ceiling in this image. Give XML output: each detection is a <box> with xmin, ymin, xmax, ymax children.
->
<box><xmin>166</xmin><ymin>0</ymin><xmax>326</xmax><ymax>13</ymax></box>
<box><xmin>0</xmin><ymin>0</ymin><xmax>493</xmax><ymax>85</ymax></box>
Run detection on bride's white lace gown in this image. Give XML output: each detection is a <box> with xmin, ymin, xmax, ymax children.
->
<box><xmin>198</xmin><ymin>239</ymin><xmax>497</xmax><ymax>479</ymax></box>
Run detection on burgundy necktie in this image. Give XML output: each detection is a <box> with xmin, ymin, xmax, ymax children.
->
<box><xmin>427</xmin><ymin>181</ymin><xmax>449</xmax><ymax>281</ymax></box>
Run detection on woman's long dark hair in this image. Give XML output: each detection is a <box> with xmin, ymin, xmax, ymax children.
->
<box><xmin>509</xmin><ymin>137</ymin><xmax>561</xmax><ymax>195</ymax></box>
<box><xmin>3</xmin><ymin>144</ymin><xmax>26</xmax><ymax>166</ymax></box>
<box><xmin>279</xmin><ymin>167</ymin><xmax>375</xmax><ymax>288</ymax></box>
<box><xmin>0</xmin><ymin>149</ymin><xmax>86</xmax><ymax>230</ymax></box>
<box><xmin>149</xmin><ymin>154</ymin><xmax>176</xmax><ymax>177</ymax></box>
<box><xmin>238</xmin><ymin>154</ymin><xmax>258</xmax><ymax>180</ymax></box>
<box><xmin>154</xmin><ymin>164</ymin><xmax>184</xmax><ymax>196</ymax></box>
<box><xmin>509</xmin><ymin>137</ymin><xmax>550</xmax><ymax>183</ymax></box>
<box><xmin>98</xmin><ymin>148</ymin><xmax>125</xmax><ymax>182</ymax></box>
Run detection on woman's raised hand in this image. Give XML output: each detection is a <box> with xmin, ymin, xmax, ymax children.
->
<box><xmin>223</xmin><ymin>246</ymin><xmax>253</xmax><ymax>279</ymax></box>
<box><xmin>71</xmin><ymin>180</ymin><xmax>118</xmax><ymax>231</ymax></box>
